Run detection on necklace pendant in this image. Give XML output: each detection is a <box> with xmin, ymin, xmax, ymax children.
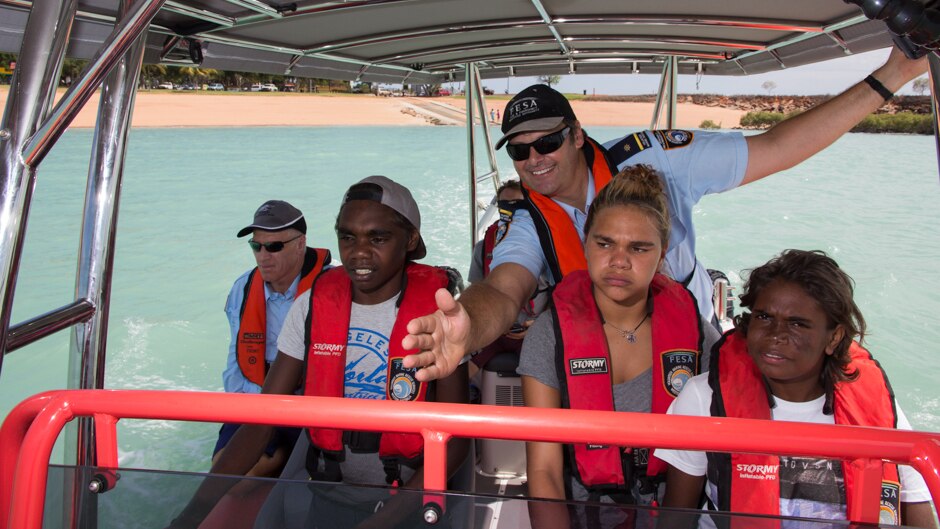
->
<box><xmin>623</xmin><ymin>331</ymin><xmax>637</xmax><ymax>344</ymax></box>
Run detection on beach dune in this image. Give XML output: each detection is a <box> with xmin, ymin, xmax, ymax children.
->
<box><xmin>0</xmin><ymin>87</ymin><xmax>745</xmax><ymax>129</ymax></box>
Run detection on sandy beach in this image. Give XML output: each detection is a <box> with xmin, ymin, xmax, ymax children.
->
<box><xmin>0</xmin><ymin>87</ymin><xmax>745</xmax><ymax>128</ymax></box>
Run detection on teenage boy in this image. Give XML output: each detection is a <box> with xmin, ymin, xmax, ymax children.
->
<box><xmin>168</xmin><ymin>176</ymin><xmax>468</xmax><ymax>529</ymax></box>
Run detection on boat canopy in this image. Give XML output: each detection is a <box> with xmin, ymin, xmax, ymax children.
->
<box><xmin>0</xmin><ymin>0</ymin><xmax>916</xmax><ymax>84</ymax></box>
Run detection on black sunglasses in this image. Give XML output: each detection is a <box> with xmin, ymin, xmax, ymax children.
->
<box><xmin>248</xmin><ymin>234</ymin><xmax>302</xmax><ymax>253</ymax></box>
<box><xmin>506</xmin><ymin>127</ymin><xmax>571</xmax><ymax>161</ymax></box>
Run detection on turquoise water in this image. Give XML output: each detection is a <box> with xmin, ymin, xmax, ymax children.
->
<box><xmin>2</xmin><ymin>126</ymin><xmax>939</xmax><ymax>473</ymax></box>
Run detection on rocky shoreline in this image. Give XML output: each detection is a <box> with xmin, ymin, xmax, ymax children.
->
<box><xmin>585</xmin><ymin>94</ymin><xmax>931</xmax><ymax>115</ymax></box>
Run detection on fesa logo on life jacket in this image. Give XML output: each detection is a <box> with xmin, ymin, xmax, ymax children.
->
<box><xmin>880</xmin><ymin>481</ymin><xmax>901</xmax><ymax>525</ymax></box>
<box><xmin>569</xmin><ymin>357</ymin><xmax>608</xmax><ymax>375</ymax></box>
<box><xmin>310</xmin><ymin>342</ymin><xmax>343</xmax><ymax>356</ymax></box>
<box><xmin>389</xmin><ymin>358</ymin><xmax>419</xmax><ymax>401</ymax></box>
<box><xmin>735</xmin><ymin>463</ymin><xmax>779</xmax><ymax>480</ymax></box>
<box><xmin>241</xmin><ymin>332</ymin><xmax>264</xmax><ymax>342</ymax></box>
<box><xmin>661</xmin><ymin>350</ymin><xmax>699</xmax><ymax>397</ymax></box>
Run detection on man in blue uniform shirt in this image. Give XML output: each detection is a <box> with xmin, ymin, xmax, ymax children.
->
<box><xmin>402</xmin><ymin>46</ymin><xmax>927</xmax><ymax>382</ymax></box>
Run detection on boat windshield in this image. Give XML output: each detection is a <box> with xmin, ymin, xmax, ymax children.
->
<box><xmin>45</xmin><ymin>464</ymin><xmax>889</xmax><ymax>529</ymax></box>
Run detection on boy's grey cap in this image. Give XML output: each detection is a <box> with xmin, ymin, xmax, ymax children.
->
<box><xmin>343</xmin><ymin>175</ymin><xmax>427</xmax><ymax>259</ymax></box>
<box><xmin>237</xmin><ymin>200</ymin><xmax>306</xmax><ymax>237</ymax></box>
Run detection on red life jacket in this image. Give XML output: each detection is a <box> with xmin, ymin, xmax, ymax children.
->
<box><xmin>708</xmin><ymin>331</ymin><xmax>901</xmax><ymax>525</ymax></box>
<box><xmin>304</xmin><ymin>263</ymin><xmax>448</xmax><ymax>461</ymax></box>
<box><xmin>553</xmin><ymin>269</ymin><xmax>703</xmax><ymax>491</ymax></box>
<box><xmin>236</xmin><ymin>247</ymin><xmax>331</xmax><ymax>386</ymax></box>
<box><xmin>523</xmin><ymin>137</ymin><xmax>616</xmax><ymax>283</ymax></box>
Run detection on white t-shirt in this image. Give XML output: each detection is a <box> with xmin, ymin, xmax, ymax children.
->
<box><xmin>279</xmin><ymin>289</ymin><xmax>397</xmax><ymax>400</ymax></box>
<box><xmin>655</xmin><ymin>374</ymin><xmax>930</xmax><ymax>521</ymax></box>
<box><xmin>278</xmin><ymin>289</ymin><xmax>410</xmax><ymax>488</ymax></box>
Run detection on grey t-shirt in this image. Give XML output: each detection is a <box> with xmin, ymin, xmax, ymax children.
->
<box><xmin>517</xmin><ymin>309</ymin><xmax>719</xmax><ymax>503</ymax></box>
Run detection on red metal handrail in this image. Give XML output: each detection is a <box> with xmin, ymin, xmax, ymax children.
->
<box><xmin>2</xmin><ymin>389</ymin><xmax>940</xmax><ymax>529</ymax></box>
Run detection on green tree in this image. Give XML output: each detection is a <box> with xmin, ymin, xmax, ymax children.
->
<box><xmin>60</xmin><ymin>58</ymin><xmax>87</xmax><ymax>85</ymax></box>
<box><xmin>140</xmin><ymin>64</ymin><xmax>167</xmax><ymax>89</ymax></box>
<box><xmin>913</xmin><ymin>77</ymin><xmax>930</xmax><ymax>96</ymax></box>
<box><xmin>0</xmin><ymin>53</ymin><xmax>16</xmax><ymax>83</ymax></box>
<box><xmin>537</xmin><ymin>75</ymin><xmax>561</xmax><ymax>87</ymax></box>
<box><xmin>179</xmin><ymin>67</ymin><xmax>221</xmax><ymax>85</ymax></box>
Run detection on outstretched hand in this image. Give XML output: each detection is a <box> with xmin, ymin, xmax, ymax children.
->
<box><xmin>402</xmin><ymin>288</ymin><xmax>471</xmax><ymax>382</ymax></box>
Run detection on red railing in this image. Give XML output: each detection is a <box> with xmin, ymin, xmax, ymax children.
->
<box><xmin>2</xmin><ymin>389</ymin><xmax>940</xmax><ymax>529</ymax></box>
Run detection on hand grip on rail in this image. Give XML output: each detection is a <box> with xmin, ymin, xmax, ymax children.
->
<box><xmin>846</xmin><ymin>0</ymin><xmax>940</xmax><ymax>58</ymax></box>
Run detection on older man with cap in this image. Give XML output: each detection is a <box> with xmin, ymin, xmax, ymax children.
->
<box><xmin>402</xmin><ymin>46</ymin><xmax>926</xmax><ymax>383</ymax></box>
<box><xmin>213</xmin><ymin>199</ymin><xmax>331</xmax><ymax>474</ymax></box>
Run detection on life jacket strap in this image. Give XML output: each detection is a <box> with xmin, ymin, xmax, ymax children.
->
<box><xmin>382</xmin><ymin>457</ymin><xmax>403</xmax><ymax>486</ymax></box>
<box><xmin>305</xmin><ymin>446</ymin><xmax>343</xmax><ymax>482</ymax></box>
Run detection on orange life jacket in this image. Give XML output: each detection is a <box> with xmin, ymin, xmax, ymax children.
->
<box><xmin>303</xmin><ymin>263</ymin><xmax>448</xmax><ymax>461</ymax></box>
<box><xmin>236</xmin><ymin>247</ymin><xmax>331</xmax><ymax>386</ymax></box>
<box><xmin>523</xmin><ymin>137</ymin><xmax>616</xmax><ymax>283</ymax></box>
<box><xmin>553</xmin><ymin>269</ymin><xmax>703</xmax><ymax>494</ymax></box>
<box><xmin>707</xmin><ymin>331</ymin><xmax>901</xmax><ymax>525</ymax></box>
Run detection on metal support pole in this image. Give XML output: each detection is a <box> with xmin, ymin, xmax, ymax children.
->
<box><xmin>928</xmin><ymin>52</ymin><xmax>940</xmax><ymax>183</ymax></box>
<box><xmin>472</xmin><ymin>66</ymin><xmax>501</xmax><ymax>183</ymax></box>
<box><xmin>666</xmin><ymin>56</ymin><xmax>678</xmax><ymax>129</ymax></box>
<box><xmin>649</xmin><ymin>60</ymin><xmax>670</xmax><ymax>130</ymax></box>
<box><xmin>471</xmin><ymin>65</ymin><xmax>502</xmax><ymax>240</ymax></box>
<box><xmin>464</xmin><ymin>63</ymin><xmax>502</xmax><ymax>246</ymax></box>
<box><xmin>465</xmin><ymin>64</ymin><xmax>478</xmax><ymax>252</ymax></box>
<box><xmin>66</xmin><ymin>0</ymin><xmax>148</xmax><ymax>476</ymax></box>
<box><xmin>7</xmin><ymin>300</ymin><xmax>95</xmax><ymax>353</ymax></box>
<box><xmin>0</xmin><ymin>0</ymin><xmax>79</xmax><ymax>375</ymax></box>
<box><xmin>22</xmin><ymin>0</ymin><xmax>168</xmax><ymax>169</ymax></box>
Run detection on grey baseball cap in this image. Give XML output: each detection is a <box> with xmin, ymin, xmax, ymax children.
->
<box><xmin>342</xmin><ymin>175</ymin><xmax>427</xmax><ymax>260</ymax></box>
<box><xmin>236</xmin><ymin>200</ymin><xmax>306</xmax><ymax>237</ymax></box>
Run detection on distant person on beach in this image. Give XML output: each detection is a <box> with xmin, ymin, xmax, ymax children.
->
<box><xmin>490</xmin><ymin>108</ymin><xmax>496</xmax><ymax>122</ymax></box>
<box><xmin>402</xmin><ymin>46</ymin><xmax>927</xmax><ymax>383</ymax></box>
<box><xmin>168</xmin><ymin>176</ymin><xmax>469</xmax><ymax>529</ymax></box>
<box><xmin>656</xmin><ymin>249</ymin><xmax>936</xmax><ymax>528</ymax></box>
<box><xmin>214</xmin><ymin>200</ymin><xmax>332</xmax><ymax>477</ymax></box>
<box><xmin>521</xmin><ymin>165</ymin><xmax>719</xmax><ymax>528</ymax></box>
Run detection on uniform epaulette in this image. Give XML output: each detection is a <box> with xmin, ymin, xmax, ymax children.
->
<box><xmin>604</xmin><ymin>131</ymin><xmax>653</xmax><ymax>167</ymax></box>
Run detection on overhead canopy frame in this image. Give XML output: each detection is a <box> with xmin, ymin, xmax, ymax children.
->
<box><xmin>0</xmin><ymin>0</ymin><xmax>901</xmax><ymax>83</ymax></box>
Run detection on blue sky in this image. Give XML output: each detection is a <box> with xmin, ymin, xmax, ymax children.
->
<box><xmin>468</xmin><ymin>48</ymin><xmax>925</xmax><ymax>97</ymax></box>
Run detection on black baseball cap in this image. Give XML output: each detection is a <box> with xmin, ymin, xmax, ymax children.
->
<box><xmin>495</xmin><ymin>84</ymin><xmax>578</xmax><ymax>149</ymax></box>
<box><xmin>237</xmin><ymin>200</ymin><xmax>306</xmax><ymax>237</ymax></box>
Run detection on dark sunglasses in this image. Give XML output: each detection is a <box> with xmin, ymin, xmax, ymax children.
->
<box><xmin>506</xmin><ymin>127</ymin><xmax>571</xmax><ymax>161</ymax></box>
<box><xmin>248</xmin><ymin>234</ymin><xmax>302</xmax><ymax>253</ymax></box>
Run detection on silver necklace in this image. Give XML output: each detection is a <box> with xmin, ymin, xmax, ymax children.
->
<box><xmin>603</xmin><ymin>312</ymin><xmax>650</xmax><ymax>344</ymax></box>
